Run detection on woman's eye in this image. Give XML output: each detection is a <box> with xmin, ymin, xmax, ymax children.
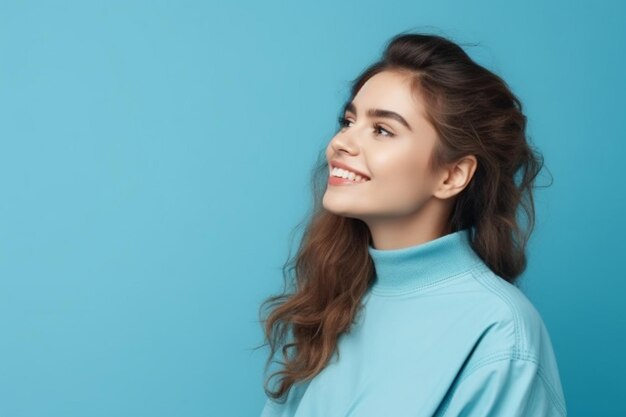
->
<box><xmin>337</xmin><ymin>116</ymin><xmax>395</xmax><ymax>138</ymax></box>
<box><xmin>338</xmin><ymin>116</ymin><xmax>353</xmax><ymax>128</ymax></box>
<box><xmin>374</xmin><ymin>124</ymin><xmax>394</xmax><ymax>137</ymax></box>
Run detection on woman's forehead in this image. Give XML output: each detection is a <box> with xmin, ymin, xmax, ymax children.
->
<box><xmin>351</xmin><ymin>71</ymin><xmax>427</xmax><ymax>125</ymax></box>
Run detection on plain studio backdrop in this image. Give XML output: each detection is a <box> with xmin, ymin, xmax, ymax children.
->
<box><xmin>0</xmin><ymin>0</ymin><xmax>624</xmax><ymax>416</ymax></box>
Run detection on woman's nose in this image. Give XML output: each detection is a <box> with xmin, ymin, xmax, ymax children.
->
<box><xmin>332</xmin><ymin>129</ymin><xmax>359</xmax><ymax>154</ymax></box>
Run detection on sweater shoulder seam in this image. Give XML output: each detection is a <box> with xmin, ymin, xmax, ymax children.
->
<box><xmin>470</xmin><ymin>264</ymin><xmax>525</xmax><ymax>354</ymax></box>
<box><xmin>438</xmin><ymin>356</ymin><xmax>566</xmax><ymax>417</ymax></box>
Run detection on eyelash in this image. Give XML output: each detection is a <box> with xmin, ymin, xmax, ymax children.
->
<box><xmin>337</xmin><ymin>116</ymin><xmax>395</xmax><ymax>138</ymax></box>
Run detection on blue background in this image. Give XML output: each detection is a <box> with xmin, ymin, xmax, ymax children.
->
<box><xmin>1</xmin><ymin>1</ymin><xmax>624</xmax><ymax>416</ymax></box>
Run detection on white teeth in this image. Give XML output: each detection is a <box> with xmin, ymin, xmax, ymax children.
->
<box><xmin>331</xmin><ymin>167</ymin><xmax>369</xmax><ymax>182</ymax></box>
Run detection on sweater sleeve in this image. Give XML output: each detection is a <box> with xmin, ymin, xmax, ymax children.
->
<box><xmin>439</xmin><ymin>357</ymin><xmax>567</xmax><ymax>417</ymax></box>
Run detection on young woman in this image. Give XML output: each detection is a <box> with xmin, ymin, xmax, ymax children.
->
<box><xmin>257</xmin><ymin>32</ymin><xmax>567</xmax><ymax>417</ymax></box>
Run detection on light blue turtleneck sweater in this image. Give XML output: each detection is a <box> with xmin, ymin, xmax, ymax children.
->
<box><xmin>260</xmin><ymin>229</ymin><xmax>567</xmax><ymax>416</ymax></box>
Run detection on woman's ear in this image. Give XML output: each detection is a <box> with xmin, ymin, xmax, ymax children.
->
<box><xmin>433</xmin><ymin>155</ymin><xmax>478</xmax><ymax>200</ymax></box>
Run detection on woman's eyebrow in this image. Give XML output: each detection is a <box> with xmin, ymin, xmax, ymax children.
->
<box><xmin>343</xmin><ymin>102</ymin><xmax>413</xmax><ymax>132</ymax></box>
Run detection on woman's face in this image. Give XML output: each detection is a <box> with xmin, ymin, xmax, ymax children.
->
<box><xmin>323</xmin><ymin>70</ymin><xmax>445</xmax><ymax>221</ymax></box>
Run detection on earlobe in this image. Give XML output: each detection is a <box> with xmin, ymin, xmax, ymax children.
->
<box><xmin>433</xmin><ymin>155</ymin><xmax>478</xmax><ymax>199</ymax></box>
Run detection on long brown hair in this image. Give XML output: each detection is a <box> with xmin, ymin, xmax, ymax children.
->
<box><xmin>256</xmin><ymin>31</ymin><xmax>551</xmax><ymax>403</ymax></box>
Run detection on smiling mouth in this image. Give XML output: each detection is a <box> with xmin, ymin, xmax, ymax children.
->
<box><xmin>329</xmin><ymin>167</ymin><xmax>371</xmax><ymax>183</ymax></box>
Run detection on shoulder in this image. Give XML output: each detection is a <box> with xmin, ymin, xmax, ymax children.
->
<box><xmin>460</xmin><ymin>262</ymin><xmax>566</xmax><ymax>406</ymax></box>
<box><xmin>444</xmin><ymin>263</ymin><xmax>568</xmax><ymax>416</ymax></box>
<box><xmin>462</xmin><ymin>262</ymin><xmax>557</xmax><ymax>367</ymax></box>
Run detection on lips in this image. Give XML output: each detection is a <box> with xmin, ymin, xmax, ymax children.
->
<box><xmin>330</xmin><ymin>160</ymin><xmax>371</xmax><ymax>180</ymax></box>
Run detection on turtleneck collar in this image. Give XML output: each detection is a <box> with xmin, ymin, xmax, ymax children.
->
<box><xmin>367</xmin><ymin>228</ymin><xmax>484</xmax><ymax>294</ymax></box>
